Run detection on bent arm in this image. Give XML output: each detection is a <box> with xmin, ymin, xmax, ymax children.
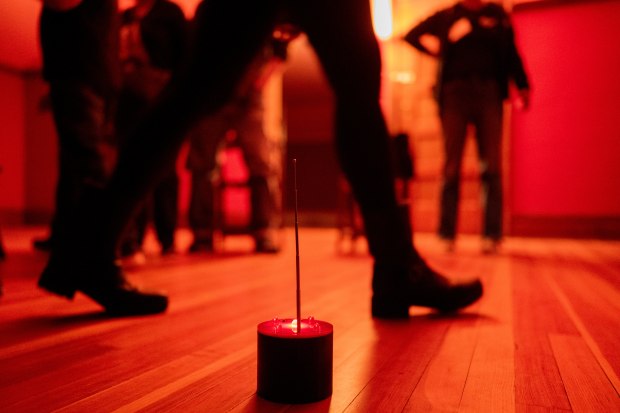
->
<box><xmin>42</xmin><ymin>0</ymin><xmax>83</xmax><ymax>11</ymax></box>
<box><xmin>403</xmin><ymin>12</ymin><xmax>443</xmax><ymax>57</ymax></box>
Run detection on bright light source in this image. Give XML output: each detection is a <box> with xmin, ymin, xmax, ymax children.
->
<box><xmin>372</xmin><ymin>0</ymin><xmax>393</xmax><ymax>40</ymax></box>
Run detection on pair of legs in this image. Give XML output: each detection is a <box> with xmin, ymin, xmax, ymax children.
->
<box><xmin>117</xmin><ymin>91</ymin><xmax>179</xmax><ymax>256</ymax></box>
<box><xmin>187</xmin><ymin>98</ymin><xmax>282</xmax><ymax>253</ymax></box>
<box><xmin>121</xmin><ymin>169</ymin><xmax>179</xmax><ymax>255</ymax></box>
<box><xmin>41</xmin><ymin>0</ymin><xmax>482</xmax><ymax>317</ymax></box>
<box><xmin>439</xmin><ymin>78</ymin><xmax>504</xmax><ymax>243</ymax></box>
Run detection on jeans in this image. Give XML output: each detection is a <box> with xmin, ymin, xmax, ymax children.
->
<box><xmin>48</xmin><ymin>80</ymin><xmax>116</xmax><ymax>243</ymax></box>
<box><xmin>186</xmin><ymin>100</ymin><xmax>282</xmax><ymax>239</ymax></box>
<box><xmin>438</xmin><ymin>77</ymin><xmax>504</xmax><ymax>240</ymax></box>
<box><xmin>116</xmin><ymin>89</ymin><xmax>179</xmax><ymax>252</ymax></box>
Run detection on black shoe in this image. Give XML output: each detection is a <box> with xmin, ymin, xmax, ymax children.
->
<box><xmin>371</xmin><ymin>259</ymin><xmax>483</xmax><ymax>318</ymax></box>
<box><xmin>254</xmin><ymin>237</ymin><xmax>280</xmax><ymax>254</ymax></box>
<box><xmin>38</xmin><ymin>258</ymin><xmax>168</xmax><ymax>316</ymax></box>
<box><xmin>161</xmin><ymin>244</ymin><xmax>176</xmax><ymax>255</ymax></box>
<box><xmin>119</xmin><ymin>241</ymin><xmax>141</xmax><ymax>258</ymax></box>
<box><xmin>481</xmin><ymin>238</ymin><xmax>501</xmax><ymax>255</ymax></box>
<box><xmin>188</xmin><ymin>239</ymin><xmax>214</xmax><ymax>253</ymax></box>
<box><xmin>33</xmin><ymin>237</ymin><xmax>54</xmax><ymax>252</ymax></box>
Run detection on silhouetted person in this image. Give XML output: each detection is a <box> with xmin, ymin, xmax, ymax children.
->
<box><xmin>404</xmin><ymin>0</ymin><xmax>530</xmax><ymax>253</ymax></box>
<box><xmin>187</xmin><ymin>35</ymin><xmax>292</xmax><ymax>254</ymax></box>
<box><xmin>34</xmin><ymin>0</ymin><xmax>120</xmax><ymax>252</ymax></box>
<box><xmin>116</xmin><ymin>0</ymin><xmax>188</xmax><ymax>258</ymax></box>
<box><xmin>39</xmin><ymin>0</ymin><xmax>483</xmax><ymax>318</ymax></box>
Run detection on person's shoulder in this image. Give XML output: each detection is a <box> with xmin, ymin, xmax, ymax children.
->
<box><xmin>159</xmin><ymin>0</ymin><xmax>184</xmax><ymax>14</ymax></box>
<box><xmin>437</xmin><ymin>4</ymin><xmax>459</xmax><ymax>17</ymax></box>
<box><xmin>484</xmin><ymin>2</ymin><xmax>509</xmax><ymax>16</ymax></box>
<box><xmin>483</xmin><ymin>2</ymin><xmax>512</xmax><ymax>27</ymax></box>
<box><xmin>421</xmin><ymin>5</ymin><xmax>457</xmax><ymax>24</ymax></box>
<box><xmin>121</xmin><ymin>6</ymin><xmax>136</xmax><ymax>22</ymax></box>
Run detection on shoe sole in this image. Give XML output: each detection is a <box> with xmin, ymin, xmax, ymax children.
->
<box><xmin>371</xmin><ymin>282</ymin><xmax>483</xmax><ymax>319</ymax></box>
<box><xmin>38</xmin><ymin>259</ymin><xmax>77</xmax><ymax>299</ymax></box>
<box><xmin>38</xmin><ymin>276</ymin><xmax>76</xmax><ymax>299</ymax></box>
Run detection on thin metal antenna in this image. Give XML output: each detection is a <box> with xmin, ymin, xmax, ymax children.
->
<box><xmin>293</xmin><ymin>159</ymin><xmax>301</xmax><ymax>334</ymax></box>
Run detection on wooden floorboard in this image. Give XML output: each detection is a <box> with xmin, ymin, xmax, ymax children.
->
<box><xmin>1</xmin><ymin>227</ymin><xmax>619</xmax><ymax>412</ymax></box>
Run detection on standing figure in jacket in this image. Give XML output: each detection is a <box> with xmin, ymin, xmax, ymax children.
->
<box><xmin>404</xmin><ymin>0</ymin><xmax>530</xmax><ymax>253</ymax></box>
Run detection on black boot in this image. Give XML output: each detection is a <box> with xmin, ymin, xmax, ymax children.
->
<box><xmin>38</xmin><ymin>185</ymin><xmax>168</xmax><ymax>316</ymax></box>
<box><xmin>39</xmin><ymin>257</ymin><xmax>168</xmax><ymax>316</ymax></box>
<box><xmin>371</xmin><ymin>258</ymin><xmax>483</xmax><ymax>318</ymax></box>
<box><xmin>363</xmin><ymin>207</ymin><xmax>483</xmax><ymax>318</ymax></box>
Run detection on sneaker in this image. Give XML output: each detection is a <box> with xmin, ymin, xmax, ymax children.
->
<box><xmin>481</xmin><ymin>238</ymin><xmax>500</xmax><ymax>255</ymax></box>
<box><xmin>254</xmin><ymin>237</ymin><xmax>280</xmax><ymax>254</ymax></box>
<box><xmin>188</xmin><ymin>239</ymin><xmax>214</xmax><ymax>253</ymax></box>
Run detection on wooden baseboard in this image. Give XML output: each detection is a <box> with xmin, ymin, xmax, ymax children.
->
<box><xmin>509</xmin><ymin>215</ymin><xmax>620</xmax><ymax>239</ymax></box>
<box><xmin>283</xmin><ymin>211</ymin><xmax>337</xmax><ymax>227</ymax></box>
<box><xmin>0</xmin><ymin>209</ymin><xmax>26</xmax><ymax>226</ymax></box>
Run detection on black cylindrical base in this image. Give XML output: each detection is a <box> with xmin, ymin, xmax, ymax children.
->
<box><xmin>257</xmin><ymin>329</ymin><xmax>333</xmax><ymax>403</ymax></box>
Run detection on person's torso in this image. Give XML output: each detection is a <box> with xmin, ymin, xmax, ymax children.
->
<box><xmin>441</xmin><ymin>3</ymin><xmax>508</xmax><ymax>82</ymax></box>
<box><xmin>120</xmin><ymin>1</ymin><xmax>187</xmax><ymax>71</ymax></box>
<box><xmin>40</xmin><ymin>0</ymin><xmax>121</xmax><ymax>93</ymax></box>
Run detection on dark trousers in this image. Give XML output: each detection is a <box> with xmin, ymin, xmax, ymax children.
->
<box><xmin>81</xmin><ymin>0</ymin><xmax>414</xmax><ymax>268</ymax></box>
<box><xmin>116</xmin><ymin>90</ymin><xmax>179</xmax><ymax>252</ymax></box>
<box><xmin>121</xmin><ymin>168</ymin><xmax>179</xmax><ymax>252</ymax></box>
<box><xmin>438</xmin><ymin>78</ymin><xmax>504</xmax><ymax>240</ymax></box>
<box><xmin>187</xmin><ymin>102</ymin><xmax>282</xmax><ymax>240</ymax></box>
<box><xmin>48</xmin><ymin>80</ymin><xmax>116</xmax><ymax>243</ymax></box>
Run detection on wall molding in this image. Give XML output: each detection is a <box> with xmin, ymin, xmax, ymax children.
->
<box><xmin>510</xmin><ymin>215</ymin><xmax>620</xmax><ymax>240</ymax></box>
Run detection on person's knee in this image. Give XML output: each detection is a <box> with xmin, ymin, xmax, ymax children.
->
<box><xmin>440</xmin><ymin>172</ymin><xmax>461</xmax><ymax>195</ymax></box>
<box><xmin>481</xmin><ymin>170</ymin><xmax>501</xmax><ymax>185</ymax></box>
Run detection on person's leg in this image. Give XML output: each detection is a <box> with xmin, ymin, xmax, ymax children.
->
<box><xmin>116</xmin><ymin>91</ymin><xmax>151</xmax><ymax>258</ymax></box>
<box><xmin>119</xmin><ymin>202</ymin><xmax>148</xmax><ymax>257</ymax></box>
<box><xmin>236</xmin><ymin>101</ymin><xmax>282</xmax><ymax>253</ymax></box>
<box><xmin>152</xmin><ymin>168</ymin><xmax>179</xmax><ymax>253</ymax></box>
<box><xmin>473</xmin><ymin>80</ymin><xmax>504</xmax><ymax>246</ymax></box>
<box><xmin>188</xmin><ymin>170</ymin><xmax>216</xmax><ymax>252</ymax></box>
<box><xmin>40</xmin><ymin>81</ymin><xmax>115</xmax><ymax>250</ymax></box>
<box><xmin>40</xmin><ymin>0</ymin><xmax>280</xmax><ymax>315</ymax></box>
<box><xmin>187</xmin><ymin>113</ymin><xmax>229</xmax><ymax>252</ymax></box>
<box><xmin>291</xmin><ymin>1</ymin><xmax>408</xmax><ymax>260</ymax></box>
<box><xmin>291</xmin><ymin>0</ymin><xmax>482</xmax><ymax>317</ymax></box>
<box><xmin>438</xmin><ymin>81</ymin><xmax>470</xmax><ymax>243</ymax></box>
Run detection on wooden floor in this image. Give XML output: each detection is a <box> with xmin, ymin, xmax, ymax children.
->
<box><xmin>1</xmin><ymin>227</ymin><xmax>619</xmax><ymax>412</ymax></box>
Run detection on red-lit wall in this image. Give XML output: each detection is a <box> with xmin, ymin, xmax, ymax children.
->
<box><xmin>510</xmin><ymin>0</ymin><xmax>620</xmax><ymax>237</ymax></box>
<box><xmin>0</xmin><ymin>70</ymin><xmax>26</xmax><ymax>223</ymax></box>
<box><xmin>2</xmin><ymin>0</ymin><xmax>620</xmax><ymax>238</ymax></box>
